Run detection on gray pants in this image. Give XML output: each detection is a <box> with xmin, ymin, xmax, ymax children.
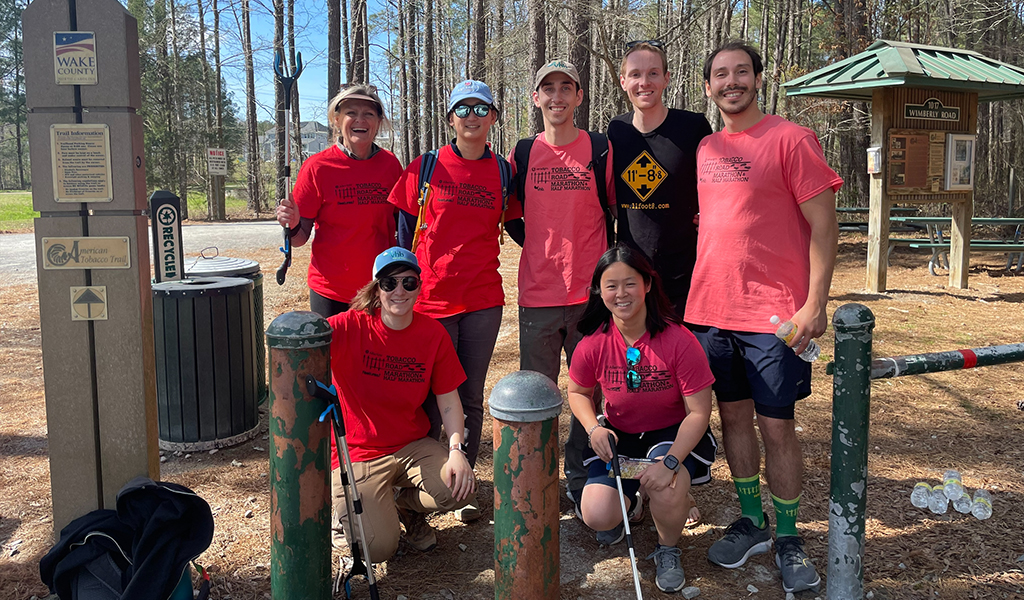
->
<box><xmin>422</xmin><ymin>305</ymin><xmax>503</xmax><ymax>468</ymax></box>
<box><xmin>518</xmin><ymin>304</ymin><xmax>590</xmax><ymax>504</ymax></box>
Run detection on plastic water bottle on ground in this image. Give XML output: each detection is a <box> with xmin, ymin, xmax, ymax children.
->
<box><xmin>910</xmin><ymin>482</ymin><xmax>931</xmax><ymax>508</ymax></box>
<box><xmin>770</xmin><ymin>315</ymin><xmax>820</xmax><ymax>362</ymax></box>
<box><xmin>942</xmin><ymin>470</ymin><xmax>964</xmax><ymax>500</ymax></box>
<box><xmin>952</xmin><ymin>490</ymin><xmax>973</xmax><ymax>514</ymax></box>
<box><xmin>928</xmin><ymin>485</ymin><xmax>949</xmax><ymax>514</ymax></box>
<box><xmin>971</xmin><ymin>489</ymin><xmax>993</xmax><ymax>520</ymax></box>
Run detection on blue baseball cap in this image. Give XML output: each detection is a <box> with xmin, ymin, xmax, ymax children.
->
<box><xmin>447</xmin><ymin>80</ymin><xmax>494</xmax><ymax>113</ymax></box>
<box><xmin>373</xmin><ymin>247</ymin><xmax>420</xmax><ymax>279</ymax></box>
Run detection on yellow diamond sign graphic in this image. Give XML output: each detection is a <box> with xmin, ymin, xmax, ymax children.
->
<box><xmin>622</xmin><ymin>151</ymin><xmax>667</xmax><ymax>201</ymax></box>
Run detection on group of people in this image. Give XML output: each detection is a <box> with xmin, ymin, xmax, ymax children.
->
<box><xmin>276</xmin><ymin>39</ymin><xmax>841</xmax><ymax>595</ymax></box>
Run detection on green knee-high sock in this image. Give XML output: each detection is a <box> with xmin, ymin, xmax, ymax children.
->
<box><xmin>733</xmin><ymin>475</ymin><xmax>764</xmax><ymax>528</ymax></box>
<box><xmin>772</xmin><ymin>494</ymin><xmax>801</xmax><ymax>538</ymax></box>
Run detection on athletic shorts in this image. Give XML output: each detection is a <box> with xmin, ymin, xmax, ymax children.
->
<box><xmin>689</xmin><ymin>325</ymin><xmax>811</xmax><ymax>420</ymax></box>
<box><xmin>582</xmin><ymin>419</ymin><xmax>717</xmax><ymax>497</ymax></box>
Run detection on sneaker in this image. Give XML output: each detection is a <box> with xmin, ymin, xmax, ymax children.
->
<box><xmin>646</xmin><ymin>544</ymin><xmax>686</xmax><ymax>592</ymax></box>
<box><xmin>455</xmin><ymin>499</ymin><xmax>483</xmax><ymax>523</ymax></box>
<box><xmin>595</xmin><ymin>522</ymin><xmax>624</xmax><ymax>545</ymax></box>
<box><xmin>775</xmin><ymin>535</ymin><xmax>821</xmax><ymax>593</ymax></box>
<box><xmin>397</xmin><ymin>508</ymin><xmax>437</xmax><ymax>552</ymax></box>
<box><xmin>707</xmin><ymin>512</ymin><xmax>773</xmax><ymax>569</ymax></box>
<box><xmin>628</xmin><ymin>491</ymin><xmax>644</xmax><ymax>523</ymax></box>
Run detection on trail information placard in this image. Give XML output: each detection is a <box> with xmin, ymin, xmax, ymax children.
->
<box><xmin>50</xmin><ymin>124</ymin><xmax>113</xmax><ymax>202</ymax></box>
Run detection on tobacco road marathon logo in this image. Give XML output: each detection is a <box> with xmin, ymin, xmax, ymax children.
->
<box><xmin>622</xmin><ymin>151</ymin><xmax>667</xmax><ymax>201</ymax></box>
<box><xmin>158</xmin><ymin>206</ymin><xmax>177</xmax><ymax>226</ymax></box>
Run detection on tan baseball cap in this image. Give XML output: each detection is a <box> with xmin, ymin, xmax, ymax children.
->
<box><xmin>533</xmin><ymin>60</ymin><xmax>581</xmax><ymax>90</ymax></box>
<box><xmin>334</xmin><ymin>84</ymin><xmax>385</xmax><ymax>113</ymax></box>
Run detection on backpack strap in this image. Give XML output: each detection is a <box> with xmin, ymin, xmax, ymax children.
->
<box><xmin>587</xmin><ymin>131</ymin><xmax>615</xmax><ymax>246</ymax></box>
<box><xmin>496</xmin><ymin>152</ymin><xmax>513</xmax><ymax>245</ymax></box>
<box><xmin>512</xmin><ymin>137</ymin><xmax>534</xmax><ymax>216</ymax></box>
<box><xmin>412</xmin><ymin>149</ymin><xmax>439</xmax><ymax>252</ymax></box>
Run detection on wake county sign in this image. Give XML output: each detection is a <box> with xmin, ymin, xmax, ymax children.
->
<box><xmin>54</xmin><ymin>32</ymin><xmax>97</xmax><ymax>85</ymax></box>
<box><xmin>904</xmin><ymin>98</ymin><xmax>960</xmax><ymax>122</ymax></box>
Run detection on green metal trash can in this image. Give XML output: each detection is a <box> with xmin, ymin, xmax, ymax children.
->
<box><xmin>185</xmin><ymin>256</ymin><xmax>267</xmax><ymax>404</ymax></box>
<box><xmin>153</xmin><ymin>276</ymin><xmax>260</xmax><ymax>451</ymax></box>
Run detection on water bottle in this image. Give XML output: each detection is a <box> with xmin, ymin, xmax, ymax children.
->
<box><xmin>942</xmin><ymin>470</ymin><xmax>964</xmax><ymax>500</ymax></box>
<box><xmin>971</xmin><ymin>489</ymin><xmax>993</xmax><ymax>520</ymax></box>
<box><xmin>928</xmin><ymin>485</ymin><xmax>948</xmax><ymax>514</ymax></box>
<box><xmin>910</xmin><ymin>482</ymin><xmax>931</xmax><ymax>508</ymax></box>
<box><xmin>770</xmin><ymin>315</ymin><xmax>820</xmax><ymax>362</ymax></box>
<box><xmin>952</xmin><ymin>490</ymin><xmax>973</xmax><ymax>514</ymax></box>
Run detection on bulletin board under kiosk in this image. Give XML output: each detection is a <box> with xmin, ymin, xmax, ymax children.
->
<box><xmin>886</xmin><ymin>129</ymin><xmax>976</xmax><ymax>195</ymax></box>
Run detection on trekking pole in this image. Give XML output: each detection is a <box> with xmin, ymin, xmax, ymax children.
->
<box><xmin>306</xmin><ymin>376</ymin><xmax>380</xmax><ymax>600</ymax></box>
<box><xmin>273</xmin><ymin>49</ymin><xmax>304</xmax><ymax>285</ymax></box>
<box><xmin>609</xmin><ymin>434</ymin><xmax>644</xmax><ymax>600</ymax></box>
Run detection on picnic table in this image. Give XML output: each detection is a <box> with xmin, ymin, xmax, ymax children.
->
<box><xmin>887</xmin><ymin>216</ymin><xmax>1024</xmax><ymax>275</ymax></box>
<box><xmin>837</xmin><ymin>206</ymin><xmax>920</xmax><ymax>232</ymax></box>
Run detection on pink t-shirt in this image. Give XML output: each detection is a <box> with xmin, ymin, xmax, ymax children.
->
<box><xmin>293</xmin><ymin>145</ymin><xmax>401</xmax><ymax>303</ymax></box>
<box><xmin>685</xmin><ymin>115</ymin><xmax>843</xmax><ymax>333</ymax></box>
<box><xmin>327</xmin><ymin>310</ymin><xmax>467</xmax><ymax>465</ymax></box>
<box><xmin>511</xmin><ymin>131</ymin><xmax>616</xmax><ymax>307</ymax></box>
<box><xmin>568</xmin><ymin>322</ymin><xmax>714</xmax><ymax>433</ymax></box>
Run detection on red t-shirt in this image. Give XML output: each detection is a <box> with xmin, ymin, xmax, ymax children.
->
<box><xmin>685</xmin><ymin>115</ymin><xmax>843</xmax><ymax>333</ymax></box>
<box><xmin>327</xmin><ymin>310</ymin><xmax>466</xmax><ymax>465</ymax></box>
<box><xmin>511</xmin><ymin>131</ymin><xmax>616</xmax><ymax>307</ymax></box>
<box><xmin>568</xmin><ymin>322</ymin><xmax>714</xmax><ymax>433</ymax></box>
<box><xmin>387</xmin><ymin>145</ymin><xmax>522</xmax><ymax>318</ymax></box>
<box><xmin>293</xmin><ymin>145</ymin><xmax>402</xmax><ymax>303</ymax></box>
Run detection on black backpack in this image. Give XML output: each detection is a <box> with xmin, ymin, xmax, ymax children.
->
<box><xmin>512</xmin><ymin>131</ymin><xmax>614</xmax><ymax>246</ymax></box>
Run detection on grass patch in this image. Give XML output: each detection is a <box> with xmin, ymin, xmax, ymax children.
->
<box><xmin>0</xmin><ymin>192</ymin><xmax>36</xmax><ymax>232</ymax></box>
<box><xmin>185</xmin><ymin>191</ymin><xmax>259</xmax><ymax>220</ymax></box>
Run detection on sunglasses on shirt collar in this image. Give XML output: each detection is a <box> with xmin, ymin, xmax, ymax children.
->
<box><xmin>379</xmin><ymin>275</ymin><xmax>421</xmax><ymax>292</ymax></box>
<box><xmin>625</xmin><ymin>346</ymin><xmax>642</xmax><ymax>390</ymax></box>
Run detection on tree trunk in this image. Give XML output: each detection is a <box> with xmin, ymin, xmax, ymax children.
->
<box><xmin>169</xmin><ymin>0</ymin><xmax>188</xmax><ymax>217</ymax></box>
<box><xmin>342</xmin><ymin>0</ymin><xmax>351</xmax><ymax>81</ymax></box>
<box><xmin>14</xmin><ymin>18</ymin><xmax>25</xmax><ymax>189</ymax></box>
<box><xmin>528</xmin><ymin>0</ymin><xmax>546</xmax><ymax>133</ymax></box>
<box><xmin>213</xmin><ymin>0</ymin><xmax>225</xmax><ymax>219</ymax></box>
<box><xmin>424</xmin><ymin>0</ymin><xmax>436</xmax><ymax>149</ymax></box>
<box><xmin>407</xmin><ymin>0</ymin><xmax>421</xmax><ymax>157</ymax></box>
<box><xmin>471</xmin><ymin>0</ymin><xmax>485</xmax><ymax>80</ymax></box>
<box><xmin>197</xmin><ymin>0</ymin><xmax>214</xmax><ymax>219</ymax></box>
<box><xmin>398</xmin><ymin>0</ymin><xmax>410</xmax><ymax>162</ymax></box>
<box><xmin>328</xmin><ymin>0</ymin><xmax>340</xmax><ymax>100</ymax></box>
<box><xmin>570</xmin><ymin>0</ymin><xmax>591</xmax><ymax>131</ymax></box>
<box><xmin>242</xmin><ymin>0</ymin><xmax>262</xmax><ymax>213</ymax></box>
<box><xmin>289</xmin><ymin>0</ymin><xmax>303</xmax><ymax>165</ymax></box>
<box><xmin>274</xmin><ymin>0</ymin><xmax>285</xmax><ymax>202</ymax></box>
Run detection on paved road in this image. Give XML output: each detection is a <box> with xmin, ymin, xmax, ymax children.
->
<box><xmin>0</xmin><ymin>220</ymin><xmax>280</xmax><ymax>286</ymax></box>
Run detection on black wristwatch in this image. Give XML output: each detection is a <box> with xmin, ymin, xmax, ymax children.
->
<box><xmin>662</xmin><ymin>454</ymin><xmax>681</xmax><ymax>473</ymax></box>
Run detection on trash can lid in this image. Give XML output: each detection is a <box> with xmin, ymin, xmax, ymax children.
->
<box><xmin>153</xmin><ymin>276</ymin><xmax>253</xmax><ymax>298</ymax></box>
<box><xmin>185</xmin><ymin>256</ymin><xmax>260</xmax><ymax>278</ymax></box>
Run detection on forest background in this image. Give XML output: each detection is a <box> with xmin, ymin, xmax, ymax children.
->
<box><xmin>1</xmin><ymin>0</ymin><xmax>1023</xmax><ymax>220</ymax></box>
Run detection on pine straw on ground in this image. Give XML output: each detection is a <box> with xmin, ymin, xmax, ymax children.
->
<box><xmin>2</xmin><ymin>232</ymin><xmax>1024</xmax><ymax>599</ymax></box>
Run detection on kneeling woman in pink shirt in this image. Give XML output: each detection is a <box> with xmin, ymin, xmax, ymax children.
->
<box><xmin>568</xmin><ymin>245</ymin><xmax>716</xmax><ymax>593</ymax></box>
<box><xmin>326</xmin><ymin>247</ymin><xmax>475</xmax><ymax>561</ymax></box>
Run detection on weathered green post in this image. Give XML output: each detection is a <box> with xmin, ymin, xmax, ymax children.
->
<box><xmin>266</xmin><ymin>311</ymin><xmax>333</xmax><ymax>600</ymax></box>
<box><xmin>829</xmin><ymin>303</ymin><xmax>875</xmax><ymax>600</ymax></box>
<box><xmin>489</xmin><ymin>371</ymin><xmax>563</xmax><ymax>600</ymax></box>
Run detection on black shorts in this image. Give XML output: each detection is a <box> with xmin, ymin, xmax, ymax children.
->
<box><xmin>582</xmin><ymin>420</ymin><xmax>717</xmax><ymax>497</ymax></box>
<box><xmin>690</xmin><ymin>325</ymin><xmax>811</xmax><ymax>420</ymax></box>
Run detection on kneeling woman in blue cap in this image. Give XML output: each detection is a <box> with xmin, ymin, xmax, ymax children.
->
<box><xmin>326</xmin><ymin>246</ymin><xmax>475</xmax><ymax>561</ymax></box>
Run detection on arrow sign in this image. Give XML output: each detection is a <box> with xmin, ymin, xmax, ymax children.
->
<box><xmin>70</xmin><ymin>286</ymin><xmax>108</xmax><ymax>321</ymax></box>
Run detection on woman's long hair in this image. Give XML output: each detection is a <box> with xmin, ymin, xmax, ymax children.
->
<box><xmin>349</xmin><ymin>262</ymin><xmax>410</xmax><ymax>315</ymax></box>
<box><xmin>576</xmin><ymin>244</ymin><xmax>682</xmax><ymax>338</ymax></box>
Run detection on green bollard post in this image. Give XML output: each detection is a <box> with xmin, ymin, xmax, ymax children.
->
<box><xmin>266</xmin><ymin>311</ymin><xmax>333</xmax><ymax>600</ymax></box>
<box><xmin>489</xmin><ymin>371</ymin><xmax>564</xmax><ymax>600</ymax></box>
<box><xmin>829</xmin><ymin>303</ymin><xmax>875</xmax><ymax>600</ymax></box>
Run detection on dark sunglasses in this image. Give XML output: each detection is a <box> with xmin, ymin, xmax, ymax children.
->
<box><xmin>625</xmin><ymin>346</ymin><xmax>642</xmax><ymax>390</ymax></box>
<box><xmin>626</xmin><ymin>39</ymin><xmax>664</xmax><ymax>49</ymax></box>
<box><xmin>379</xmin><ymin>275</ymin><xmax>420</xmax><ymax>292</ymax></box>
<box><xmin>452</xmin><ymin>104</ymin><xmax>492</xmax><ymax>118</ymax></box>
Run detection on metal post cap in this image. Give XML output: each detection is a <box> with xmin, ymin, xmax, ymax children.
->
<box><xmin>266</xmin><ymin>311</ymin><xmax>332</xmax><ymax>349</ymax></box>
<box><xmin>488</xmin><ymin>370</ymin><xmax>563</xmax><ymax>423</ymax></box>
<box><xmin>833</xmin><ymin>303</ymin><xmax>875</xmax><ymax>333</ymax></box>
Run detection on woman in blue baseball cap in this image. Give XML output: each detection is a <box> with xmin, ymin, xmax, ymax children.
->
<box><xmin>324</xmin><ymin>246</ymin><xmax>475</xmax><ymax>561</ymax></box>
<box><xmin>387</xmin><ymin>80</ymin><xmax>521</xmax><ymax>522</ymax></box>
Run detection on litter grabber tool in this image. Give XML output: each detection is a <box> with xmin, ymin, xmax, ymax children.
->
<box><xmin>273</xmin><ymin>49</ymin><xmax>304</xmax><ymax>285</ymax></box>
<box><xmin>609</xmin><ymin>433</ymin><xmax>644</xmax><ymax>600</ymax></box>
<box><xmin>306</xmin><ymin>375</ymin><xmax>380</xmax><ymax>600</ymax></box>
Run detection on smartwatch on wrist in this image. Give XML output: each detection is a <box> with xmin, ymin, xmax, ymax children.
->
<box><xmin>449</xmin><ymin>442</ymin><xmax>467</xmax><ymax>455</ymax></box>
<box><xmin>662</xmin><ymin>454</ymin><xmax>681</xmax><ymax>473</ymax></box>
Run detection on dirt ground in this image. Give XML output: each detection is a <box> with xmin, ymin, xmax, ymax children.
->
<box><xmin>2</xmin><ymin>230</ymin><xmax>1024</xmax><ymax>600</ymax></box>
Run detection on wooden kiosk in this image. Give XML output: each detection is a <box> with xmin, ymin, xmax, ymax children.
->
<box><xmin>783</xmin><ymin>40</ymin><xmax>1024</xmax><ymax>292</ymax></box>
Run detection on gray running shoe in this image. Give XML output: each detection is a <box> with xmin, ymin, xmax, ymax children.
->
<box><xmin>595</xmin><ymin>522</ymin><xmax>624</xmax><ymax>545</ymax></box>
<box><xmin>707</xmin><ymin>512</ymin><xmax>773</xmax><ymax>569</ymax></box>
<box><xmin>397</xmin><ymin>508</ymin><xmax>437</xmax><ymax>552</ymax></box>
<box><xmin>646</xmin><ymin>544</ymin><xmax>685</xmax><ymax>593</ymax></box>
<box><xmin>775</xmin><ymin>535</ymin><xmax>820</xmax><ymax>593</ymax></box>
